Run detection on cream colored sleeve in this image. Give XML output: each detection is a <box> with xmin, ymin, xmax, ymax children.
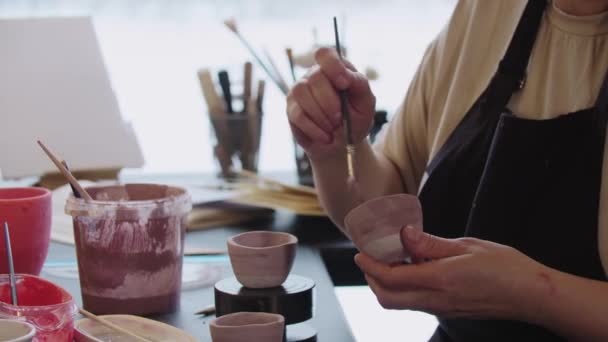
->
<box><xmin>375</xmin><ymin>0</ymin><xmax>478</xmax><ymax>194</ymax></box>
<box><xmin>376</xmin><ymin>40</ymin><xmax>438</xmax><ymax>194</ymax></box>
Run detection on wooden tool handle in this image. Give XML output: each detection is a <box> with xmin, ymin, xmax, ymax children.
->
<box><xmin>197</xmin><ymin>69</ymin><xmax>225</xmax><ymax>115</ymax></box>
<box><xmin>78</xmin><ymin>308</ymin><xmax>154</xmax><ymax>342</ymax></box>
<box><xmin>243</xmin><ymin>62</ymin><xmax>253</xmax><ymax>113</ymax></box>
<box><xmin>256</xmin><ymin>80</ymin><xmax>266</xmax><ymax>113</ymax></box>
<box><xmin>37</xmin><ymin>140</ymin><xmax>93</xmax><ymax>201</ymax></box>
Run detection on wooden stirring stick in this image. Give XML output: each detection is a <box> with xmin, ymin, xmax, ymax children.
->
<box><xmin>3</xmin><ymin>222</ymin><xmax>18</xmax><ymax>306</ymax></box>
<box><xmin>79</xmin><ymin>308</ymin><xmax>154</xmax><ymax>342</ymax></box>
<box><xmin>36</xmin><ymin>140</ymin><xmax>93</xmax><ymax>201</ymax></box>
<box><xmin>61</xmin><ymin>161</ymin><xmax>82</xmax><ymax>199</ymax></box>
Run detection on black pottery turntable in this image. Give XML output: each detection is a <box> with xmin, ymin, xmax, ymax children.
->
<box><xmin>214</xmin><ymin>275</ymin><xmax>316</xmax><ymax>342</ymax></box>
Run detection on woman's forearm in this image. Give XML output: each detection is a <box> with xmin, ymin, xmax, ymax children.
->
<box><xmin>522</xmin><ymin>266</ymin><xmax>608</xmax><ymax>341</ymax></box>
<box><xmin>310</xmin><ymin>140</ymin><xmax>403</xmax><ymax>229</ymax></box>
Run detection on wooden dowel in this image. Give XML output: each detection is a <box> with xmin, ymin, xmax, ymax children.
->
<box><xmin>243</xmin><ymin>62</ymin><xmax>253</xmax><ymax>113</ymax></box>
<box><xmin>78</xmin><ymin>308</ymin><xmax>154</xmax><ymax>342</ymax></box>
<box><xmin>197</xmin><ymin>69</ymin><xmax>225</xmax><ymax>114</ymax></box>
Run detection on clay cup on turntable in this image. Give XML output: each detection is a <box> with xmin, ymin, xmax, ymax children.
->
<box><xmin>210</xmin><ymin>312</ymin><xmax>284</xmax><ymax>342</ymax></box>
<box><xmin>227</xmin><ymin>231</ymin><xmax>297</xmax><ymax>288</ymax></box>
<box><xmin>344</xmin><ymin>193</ymin><xmax>423</xmax><ymax>264</ymax></box>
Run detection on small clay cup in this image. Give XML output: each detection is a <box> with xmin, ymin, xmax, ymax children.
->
<box><xmin>210</xmin><ymin>312</ymin><xmax>284</xmax><ymax>342</ymax></box>
<box><xmin>344</xmin><ymin>193</ymin><xmax>423</xmax><ymax>264</ymax></box>
<box><xmin>0</xmin><ymin>319</ymin><xmax>36</xmax><ymax>342</ymax></box>
<box><xmin>227</xmin><ymin>231</ymin><xmax>297</xmax><ymax>288</ymax></box>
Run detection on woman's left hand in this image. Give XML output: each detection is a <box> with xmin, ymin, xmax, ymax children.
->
<box><xmin>355</xmin><ymin>226</ymin><xmax>553</xmax><ymax>321</ymax></box>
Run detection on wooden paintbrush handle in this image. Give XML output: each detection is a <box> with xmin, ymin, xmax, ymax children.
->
<box><xmin>37</xmin><ymin>141</ymin><xmax>93</xmax><ymax>201</ymax></box>
<box><xmin>243</xmin><ymin>62</ymin><xmax>253</xmax><ymax>113</ymax></box>
<box><xmin>197</xmin><ymin>69</ymin><xmax>225</xmax><ymax>114</ymax></box>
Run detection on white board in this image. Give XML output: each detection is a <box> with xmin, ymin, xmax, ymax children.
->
<box><xmin>0</xmin><ymin>17</ymin><xmax>144</xmax><ymax>178</ymax></box>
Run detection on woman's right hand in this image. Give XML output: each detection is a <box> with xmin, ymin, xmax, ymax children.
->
<box><xmin>286</xmin><ymin>47</ymin><xmax>376</xmax><ymax>162</ymax></box>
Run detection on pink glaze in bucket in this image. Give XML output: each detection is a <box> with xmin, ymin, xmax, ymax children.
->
<box><xmin>65</xmin><ymin>184</ymin><xmax>191</xmax><ymax>316</ymax></box>
<box><xmin>0</xmin><ymin>274</ymin><xmax>77</xmax><ymax>342</ymax></box>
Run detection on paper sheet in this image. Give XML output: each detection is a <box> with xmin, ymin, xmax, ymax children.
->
<box><xmin>0</xmin><ymin>17</ymin><xmax>143</xmax><ymax>179</ymax></box>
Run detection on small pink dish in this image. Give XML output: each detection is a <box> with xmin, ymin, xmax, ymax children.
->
<box><xmin>344</xmin><ymin>193</ymin><xmax>423</xmax><ymax>264</ymax></box>
<box><xmin>227</xmin><ymin>231</ymin><xmax>297</xmax><ymax>288</ymax></box>
<box><xmin>0</xmin><ymin>319</ymin><xmax>36</xmax><ymax>342</ymax></box>
<box><xmin>210</xmin><ymin>312</ymin><xmax>285</xmax><ymax>342</ymax></box>
<box><xmin>74</xmin><ymin>314</ymin><xmax>197</xmax><ymax>342</ymax></box>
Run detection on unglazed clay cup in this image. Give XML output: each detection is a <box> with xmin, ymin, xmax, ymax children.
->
<box><xmin>227</xmin><ymin>231</ymin><xmax>297</xmax><ymax>288</ymax></box>
<box><xmin>210</xmin><ymin>312</ymin><xmax>284</xmax><ymax>342</ymax></box>
<box><xmin>344</xmin><ymin>193</ymin><xmax>423</xmax><ymax>264</ymax></box>
<box><xmin>0</xmin><ymin>319</ymin><xmax>36</xmax><ymax>342</ymax></box>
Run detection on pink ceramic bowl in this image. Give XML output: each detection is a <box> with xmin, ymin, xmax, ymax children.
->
<box><xmin>210</xmin><ymin>312</ymin><xmax>284</xmax><ymax>342</ymax></box>
<box><xmin>344</xmin><ymin>193</ymin><xmax>423</xmax><ymax>264</ymax></box>
<box><xmin>227</xmin><ymin>231</ymin><xmax>297</xmax><ymax>288</ymax></box>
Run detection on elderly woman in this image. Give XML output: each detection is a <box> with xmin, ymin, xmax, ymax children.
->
<box><xmin>286</xmin><ymin>0</ymin><xmax>608</xmax><ymax>341</ymax></box>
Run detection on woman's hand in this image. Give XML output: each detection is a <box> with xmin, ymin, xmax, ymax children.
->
<box><xmin>355</xmin><ymin>226</ymin><xmax>551</xmax><ymax>321</ymax></box>
<box><xmin>286</xmin><ymin>47</ymin><xmax>376</xmax><ymax>162</ymax></box>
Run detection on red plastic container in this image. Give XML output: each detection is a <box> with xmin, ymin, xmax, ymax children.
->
<box><xmin>0</xmin><ymin>274</ymin><xmax>76</xmax><ymax>341</ymax></box>
<box><xmin>0</xmin><ymin>187</ymin><xmax>52</xmax><ymax>275</ymax></box>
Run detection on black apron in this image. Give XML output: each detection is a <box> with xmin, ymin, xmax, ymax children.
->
<box><xmin>418</xmin><ymin>1</ymin><xmax>608</xmax><ymax>341</ymax></box>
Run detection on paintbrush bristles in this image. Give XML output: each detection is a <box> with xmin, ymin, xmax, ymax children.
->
<box><xmin>223</xmin><ymin>18</ymin><xmax>238</xmax><ymax>34</ymax></box>
<box><xmin>346</xmin><ymin>145</ymin><xmax>355</xmax><ymax>180</ymax></box>
<box><xmin>223</xmin><ymin>17</ymin><xmax>288</xmax><ymax>95</ymax></box>
<box><xmin>286</xmin><ymin>48</ymin><xmax>297</xmax><ymax>83</ymax></box>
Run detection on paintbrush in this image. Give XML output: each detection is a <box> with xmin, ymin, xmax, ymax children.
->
<box><xmin>286</xmin><ymin>48</ymin><xmax>297</xmax><ymax>83</ymax></box>
<box><xmin>256</xmin><ymin>80</ymin><xmax>266</xmax><ymax>114</ymax></box>
<box><xmin>37</xmin><ymin>140</ymin><xmax>93</xmax><ymax>201</ymax></box>
<box><xmin>333</xmin><ymin>17</ymin><xmax>355</xmax><ymax>180</ymax></box>
<box><xmin>262</xmin><ymin>48</ymin><xmax>289</xmax><ymax>94</ymax></box>
<box><xmin>194</xmin><ymin>304</ymin><xmax>216</xmax><ymax>317</ymax></box>
<box><xmin>3</xmin><ymin>222</ymin><xmax>18</xmax><ymax>306</ymax></box>
<box><xmin>223</xmin><ymin>18</ymin><xmax>288</xmax><ymax>95</ymax></box>
<box><xmin>218</xmin><ymin>70</ymin><xmax>234</xmax><ymax>114</ymax></box>
<box><xmin>79</xmin><ymin>308</ymin><xmax>153</xmax><ymax>342</ymax></box>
